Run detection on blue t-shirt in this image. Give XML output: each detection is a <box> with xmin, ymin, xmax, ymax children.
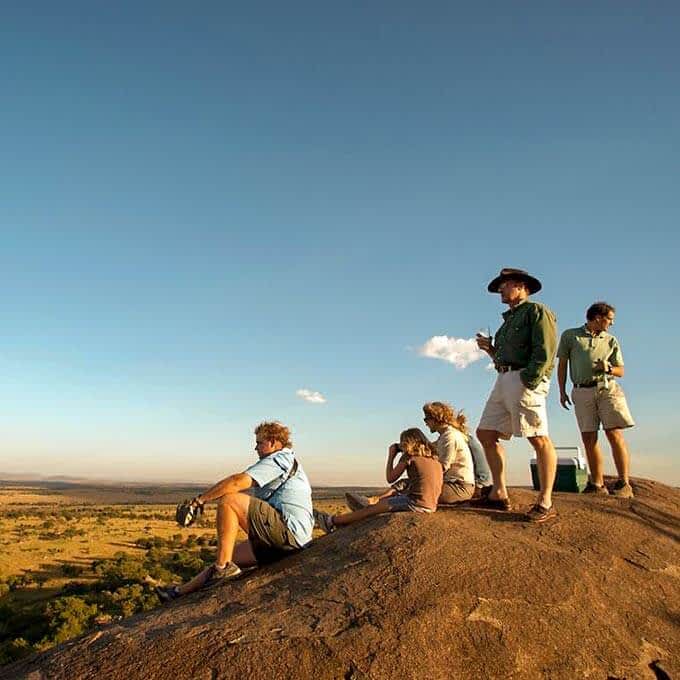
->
<box><xmin>245</xmin><ymin>448</ymin><xmax>313</xmax><ymax>547</ymax></box>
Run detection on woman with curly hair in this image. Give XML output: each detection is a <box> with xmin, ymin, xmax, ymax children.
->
<box><xmin>314</xmin><ymin>428</ymin><xmax>443</xmax><ymax>533</ymax></box>
<box><xmin>422</xmin><ymin>401</ymin><xmax>479</xmax><ymax>503</ymax></box>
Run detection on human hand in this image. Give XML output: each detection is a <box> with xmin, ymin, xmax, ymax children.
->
<box><xmin>593</xmin><ymin>359</ymin><xmax>609</xmax><ymax>374</ymax></box>
<box><xmin>476</xmin><ymin>333</ymin><xmax>493</xmax><ymax>353</ymax></box>
<box><xmin>388</xmin><ymin>443</ymin><xmax>401</xmax><ymax>457</ymax></box>
<box><xmin>559</xmin><ymin>392</ymin><xmax>572</xmax><ymax>410</ymax></box>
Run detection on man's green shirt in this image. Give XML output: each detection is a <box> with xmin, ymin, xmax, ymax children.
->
<box><xmin>557</xmin><ymin>325</ymin><xmax>624</xmax><ymax>385</ymax></box>
<box><xmin>493</xmin><ymin>300</ymin><xmax>557</xmax><ymax>390</ymax></box>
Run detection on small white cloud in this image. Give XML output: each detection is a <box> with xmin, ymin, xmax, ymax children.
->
<box><xmin>417</xmin><ymin>335</ymin><xmax>486</xmax><ymax>369</ymax></box>
<box><xmin>296</xmin><ymin>388</ymin><xmax>327</xmax><ymax>404</ymax></box>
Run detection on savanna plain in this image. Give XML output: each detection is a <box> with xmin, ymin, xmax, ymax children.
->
<box><xmin>0</xmin><ymin>480</ymin><xmax>377</xmax><ymax>667</ymax></box>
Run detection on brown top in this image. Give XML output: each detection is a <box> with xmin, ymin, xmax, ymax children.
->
<box><xmin>406</xmin><ymin>456</ymin><xmax>443</xmax><ymax>511</ymax></box>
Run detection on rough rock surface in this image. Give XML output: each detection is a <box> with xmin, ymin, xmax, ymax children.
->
<box><xmin>4</xmin><ymin>478</ymin><xmax>679</xmax><ymax>680</ymax></box>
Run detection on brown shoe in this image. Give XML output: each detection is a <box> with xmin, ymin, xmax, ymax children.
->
<box><xmin>582</xmin><ymin>481</ymin><xmax>609</xmax><ymax>496</ymax></box>
<box><xmin>525</xmin><ymin>504</ymin><xmax>557</xmax><ymax>523</ymax></box>
<box><xmin>610</xmin><ymin>480</ymin><xmax>634</xmax><ymax>498</ymax></box>
<box><xmin>469</xmin><ymin>494</ymin><xmax>512</xmax><ymax>511</ymax></box>
<box><xmin>472</xmin><ymin>485</ymin><xmax>493</xmax><ymax>500</ymax></box>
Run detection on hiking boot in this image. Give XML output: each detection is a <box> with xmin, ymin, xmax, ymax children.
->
<box><xmin>204</xmin><ymin>561</ymin><xmax>242</xmax><ymax>587</ymax></box>
<box><xmin>582</xmin><ymin>481</ymin><xmax>609</xmax><ymax>495</ymax></box>
<box><xmin>345</xmin><ymin>492</ymin><xmax>371</xmax><ymax>511</ymax></box>
<box><xmin>525</xmin><ymin>504</ymin><xmax>557</xmax><ymax>523</ymax></box>
<box><xmin>155</xmin><ymin>585</ymin><xmax>181</xmax><ymax>603</ymax></box>
<box><xmin>313</xmin><ymin>509</ymin><xmax>336</xmax><ymax>534</ymax></box>
<box><xmin>610</xmin><ymin>480</ymin><xmax>634</xmax><ymax>498</ymax></box>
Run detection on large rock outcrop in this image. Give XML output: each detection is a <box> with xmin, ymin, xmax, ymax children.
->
<box><xmin>4</xmin><ymin>479</ymin><xmax>679</xmax><ymax>680</ymax></box>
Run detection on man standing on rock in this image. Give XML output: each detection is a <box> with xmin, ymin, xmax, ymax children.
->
<box><xmin>557</xmin><ymin>302</ymin><xmax>635</xmax><ymax>498</ymax></box>
<box><xmin>474</xmin><ymin>268</ymin><xmax>559</xmax><ymax>522</ymax></box>
<box><xmin>157</xmin><ymin>421</ymin><xmax>313</xmax><ymax>601</ymax></box>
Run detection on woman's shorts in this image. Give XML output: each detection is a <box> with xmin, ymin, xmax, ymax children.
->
<box><xmin>439</xmin><ymin>479</ymin><xmax>475</xmax><ymax>504</ymax></box>
<box><xmin>247</xmin><ymin>497</ymin><xmax>301</xmax><ymax>565</ymax></box>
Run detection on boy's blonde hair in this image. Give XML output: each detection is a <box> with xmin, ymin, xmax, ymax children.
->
<box><xmin>254</xmin><ymin>421</ymin><xmax>292</xmax><ymax>448</ymax></box>
<box><xmin>423</xmin><ymin>401</ymin><xmax>469</xmax><ymax>436</ymax></box>
<box><xmin>399</xmin><ymin>428</ymin><xmax>438</xmax><ymax>459</ymax></box>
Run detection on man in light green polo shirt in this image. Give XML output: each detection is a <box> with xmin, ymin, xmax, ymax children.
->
<box><xmin>557</xmin><ymin>302</ymin><xmax>635</xmax><ymax>498</ymax></box>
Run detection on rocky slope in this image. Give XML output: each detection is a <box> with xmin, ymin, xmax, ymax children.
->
<box><xmin>4</xmin><ymin>478</ymin><xmax>679</xmax><ymax>680</ymax></box>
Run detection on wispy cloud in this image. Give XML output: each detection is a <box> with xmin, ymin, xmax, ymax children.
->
<box><xmin>296</xmin><ymin>388</ymin><xmax>327</xmax><ymax>404</ymax></box>
<box><xmin>417</xmin><ymin>335</ymin><xmax>486</xmax><ymax>369</ymax></box>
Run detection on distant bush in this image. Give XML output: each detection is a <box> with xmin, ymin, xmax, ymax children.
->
<box><xmin>0</xmin><ymin>637</ymin><xmax>33</xmax><ymax>666</ymax></box>
<box><xmin>42</xmin><ymin>597</ymin><xmax>99</xmax><ymax>645</ymax></box>
<box><xmin>60</xmin><ymin>564</ymin><xmax>83</xmax><ymax>578</ymax></box>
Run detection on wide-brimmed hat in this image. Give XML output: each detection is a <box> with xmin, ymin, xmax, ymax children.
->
<box><xmin>487</xmin><ymin>268</ymin><xmax>542</xmax><ymax>294</ymax></box>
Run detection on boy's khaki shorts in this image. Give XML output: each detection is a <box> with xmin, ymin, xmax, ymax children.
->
<box><xmin>572</xmin><ymin>381</ymin><xmax>635</xmax><ymax>432</ymax></box>
<box><xmin>478</xmin><ymin>370</ymin><xmax>550</xmax><ymax>438</ymax></box>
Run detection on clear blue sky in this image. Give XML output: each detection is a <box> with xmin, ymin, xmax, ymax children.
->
<box><xmin>1</xmin><ymin>2</ymin><xmax>678</xmax><ymax>485</ymax></box>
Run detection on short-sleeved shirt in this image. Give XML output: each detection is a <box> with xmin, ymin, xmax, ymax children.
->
<box><xmin>403</xmin><ymin>455</ymin><xmax>443</xmax><ymax>512</ymax></box>
<box><xmin>493</xmin><ymin>300</ymin><xmax>558</xmax><ymax>390</ymax></box>
<box><xmin>436</xmin><ymin>426</ymin><xmax>474</xmax><ymax>485</ymax></box>
<box><xmin>245</xmin><ymin>448</ymin><xmax>313</xmax><ymax>548</ymax></box>
<box><xmin>557</xmin><ymin>325</ymin><xmax>624</xmax><ymax>385</ymax></box>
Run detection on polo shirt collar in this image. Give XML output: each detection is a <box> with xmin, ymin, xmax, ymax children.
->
<box><xmin>583</xmin><ymin>323</ymin><xmax>605</xmax><ymax>338</ymax></box>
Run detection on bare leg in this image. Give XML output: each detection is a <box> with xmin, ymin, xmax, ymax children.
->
<box><xmin>333</xmin><ymin>498</ymin><xmax>393</xmax><ymax>527</ymax></box>
<box><xmin>177</xmin><ymin>540</ymin><xmax>258</xmax><ymax>596</ymax></box>
<box><xmin>581</xmin><ymin>431</ymin><xmax>605</xmax><ymax>486</ymax></box>
<box><xmin>215</xmin><ymin>493</ymin><xmax>250</xmax><ymax>565</ymax></box>
<box><xmin>605</xmin><ymin>428</ymin><xmax>630</xmax><ymax>483</ymax></box>
<box><xmin>176</xmin><ymin>492</ymin><xmax>251</xmax><ymax>596</ymax></box>
<box><xmin>371</xmin><ymin>488</ymin><xmax>397</xmax><ymax>503</ymax></box>
<box><xmin>528</xmin><ymin>435</ymin><xmax>557</xmax><ymax>509</ymax></box>
<box><xmin>476</xmin><ymin>428</ymin><xmax>509</xmax><ymax>500</ymax></box>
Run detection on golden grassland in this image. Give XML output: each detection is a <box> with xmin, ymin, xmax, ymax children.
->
<box><xmin>0</xmin><ymin>482</ymin><xmax>366</xmax><ymax>589</ymax></box>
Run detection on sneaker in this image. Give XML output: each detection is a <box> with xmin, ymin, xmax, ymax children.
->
<box><xmin>525</xmin><ymin>504</ymin><xmax>557</xmax><ymax>523</ymax></box>
<box><xmin>204</xmin><ymin>561</ymin><xmax>242</xmax><ymax>587</ymax></box>
<box><xmin>582</xmin><ymin>481</ymin><xmax>609</xmax><ymax>495</ymax></box>
<box><xmin>345</xmin><ymin>492</ymin><xmax>371</xmax><ymax>511</ymax></box>
<box><xmin>610</xmin><ymin>480</ymin><xmax>634</xmax><ymax>498</ymax></box>
<box><xmin>313</xmin><ymin>509</ymin><xmax>336</xmax><ymax>534</ymax></box>
<box><xmin>155</xmin><ymin>585</ymin><xmax>181</xmax><ymax>603</ymax></box>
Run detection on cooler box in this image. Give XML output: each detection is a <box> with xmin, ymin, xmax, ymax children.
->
<box><xmin>530</xmin><ymin>446</ymin><xmax>588</xmax><ymax>493</ymax></box>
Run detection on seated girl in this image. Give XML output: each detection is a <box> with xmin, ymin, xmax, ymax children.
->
<box><xmin>346</xmin><ymin>402</ymin><xmax>483</xmax><ymax>510</ymax></box>
<box><xmin>314</xmin><ymin>428</ymin><xmax>443</xmax><ymax>533</ymax></box>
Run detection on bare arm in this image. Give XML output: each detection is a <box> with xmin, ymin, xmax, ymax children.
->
<box><xmin>557</xmin><ymin>357</ymin><xmax>571</xmax><ymax>409</ymax></box>
<box><xmin>196</xmin><ymin>472</ymin><xmax>254</xmax><ymax>504</ymax></box>
<box><xmin>385</xmin><ymin>445</ymin><xmax>409</xmax><ymax>484</ymax></box>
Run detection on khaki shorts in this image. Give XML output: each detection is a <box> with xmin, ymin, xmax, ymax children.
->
<box><xmin>439</xmin><ymin>479</ymin><xmax>475</xmax><ymax>504</ymax></box>
<box><xmin>572</xmin><ymin>381</ymin><xmax>635</xmax><ymax>432</ymax></box>
<box><xmin>478</xmin><ymin>370</ymin><xmax>550</xmax><ymax>438</ymax></box>
<box><xmin>247</xmin><ymin>497</ymin><xmax>301</xmax><ymax>566</ymax></box>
